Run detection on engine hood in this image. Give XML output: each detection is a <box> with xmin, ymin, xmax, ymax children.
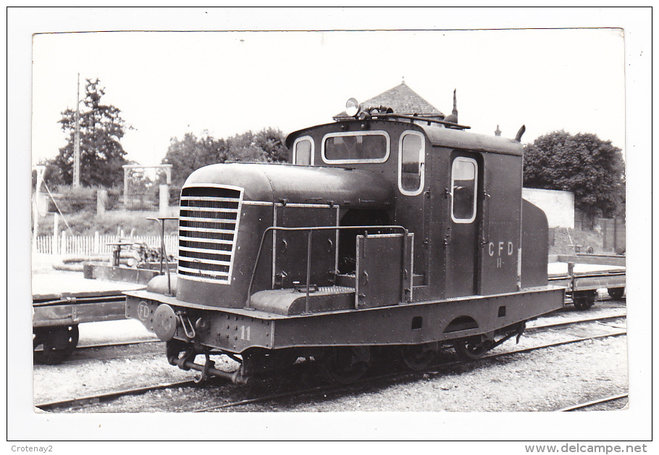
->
<box><xmin>183</xmin><ymin>162</ymin><xmax>394</xmax><ymax>209</ymax></box>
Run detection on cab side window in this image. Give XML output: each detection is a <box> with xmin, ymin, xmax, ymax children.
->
<box><xmin>293</xmin><ymin>137</ymin><xmax>313</xmax><ymax>165</ymax></box>
<box><xmin>451</xmin><ymin>157</ymin><xmax>477</xmax><ymax>223</ymax></box>
<box><xmin>322</xmin><ymin>131</ymin><xmax>390</xmax><ymax>163</ymax></box>
<box><xmin>398</xmin><ymin>131</ymin><xmax>425</xmax><ymax>196</ymax></box>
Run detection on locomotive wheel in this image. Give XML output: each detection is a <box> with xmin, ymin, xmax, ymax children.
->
<box><xmin>241</xmin><ymin>348</ymin><xmax>299</xmax><ymax>377</ymax></box>
<box><xmin>607</xmin><ymin>288</ymin><xmax>625</xmax><ymax>300</ymax></box>
<box><xmin>271</xmin><ymin>349</ymin><xmax>300</xmax><ymax>370</ymax></box>
<box><xmin>400</xmin><ymin>342</ymin><xmax>439</xmax><ymax>371</ymax></box>
<box><xmin>34</xmin><ymin>325</ymin><xmax>79</xmax><ymax>364</ymax></box>
<box><xmin>318</xmin><ymin>346</ymin><xmax>371</xmax><ymax>384</ymax></box>
<box><xmin>453</xmin><ymin>337</ymin><xmax>494</xmax><ymax>361</ymax></box>
<box><xmin>573</xmin><ymin>291</ymin><xmax>596</xmax><ymax>310</ymax></box>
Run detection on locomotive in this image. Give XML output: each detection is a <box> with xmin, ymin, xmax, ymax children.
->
<box><xmin>125</xmin><ymin>95</ymin><xmax>565</xmax><ymax>383</ymax></box>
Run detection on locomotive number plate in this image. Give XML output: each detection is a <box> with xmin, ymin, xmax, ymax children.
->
<box><xmin>137</xmin><ymin>301</ymin><xmax>151</xmax><ymax>322</ymax></box>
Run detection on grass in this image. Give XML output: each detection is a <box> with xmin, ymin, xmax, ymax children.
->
<box><xmin>34</xmin><ymin>209</ymin><xmax>180</xmax><ymax>236</ymax></box>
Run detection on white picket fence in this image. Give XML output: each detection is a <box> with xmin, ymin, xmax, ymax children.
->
<box><xmin>34</xmin><ymin>233</ymin><xmax>178</xmax><ymax>257</ymax></box>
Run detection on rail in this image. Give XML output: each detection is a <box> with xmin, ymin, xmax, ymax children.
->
<box><xmin>245</xmin><ymin>225</ymin><xmax>408</xmax><ymax>313</ymax></box>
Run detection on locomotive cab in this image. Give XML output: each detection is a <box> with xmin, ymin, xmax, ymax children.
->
<box><xmin>286</xmin><ymin>115</ymin><xmax>541</xmax><ymax>301</ymax></box>
<box><xmin>125</xmin><ymin>98</ymin><xmax>564</xmax><ymax>384</ymax></box>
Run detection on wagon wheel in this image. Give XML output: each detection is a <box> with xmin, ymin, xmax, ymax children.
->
<box><xmin>573</xmin><ymin>291</ymin><xmax>596</xmax><ymax>310</ymax></box>
<box><xmin>400</xmin><ymin>342</ymin><xmax>439</xmax><ymax>371</ymax></box>
<box><xmin>34</xmin><ymin>325</ymin><xmax>79</xmax><ymax>364</ymax></box>
<box><xmin>453</xmin><ymin>336</ymin><xmax>495</xmax><ymax>361</ymax></box>
<box><xmin>607</xmin><ymin>288</ymin><xmax>625</xmax><ymax>300</ymax></box>
<box><xmin>318</xmin><ymin>346</ymin><xmax>371</xmax><ymax>384</ymax></box>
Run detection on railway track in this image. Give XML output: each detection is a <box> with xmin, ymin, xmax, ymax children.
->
<box><xmin>527</xmin><ymin>313</ymin><xmax>625</xmax><ymax>332</ymax></box>
<box><xmin>35</xmin><ymin>314</ymin><xmax>626</xmax><ymax>413</ymax></box>
<box><xmin>36</xmin><ymin>379</ymin><xmax>195</xmax><ymax>412</ymax></box>
<box><xmin>192</xmin><ymin>328</ymin><xmax>628</xmax><ymax>413</ymax></box>
<box><xmin>76</xmin><ymin>339</ymin><xmax>159</xmax><ymax>350</ymax></box>
<box><xmin>33</xmin><ymin>338</ymin><xmax>161</xmax><ymax>351</ymax></box>
<box><xmin>557</xmin><ymin>393</ymin><xmax>629</xmax><ymax>412</ymax></box>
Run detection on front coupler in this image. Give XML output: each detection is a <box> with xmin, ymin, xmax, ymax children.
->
<box><xmin>166</xmin><ymin>340</ymin><xmax>249</xmax><ymax>384</ymax></box>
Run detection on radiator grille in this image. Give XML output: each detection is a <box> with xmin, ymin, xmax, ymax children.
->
<box><xmin>177</xmin><ymin>185</ymin><xmax>243</xmax><ymax>284</ymax></box>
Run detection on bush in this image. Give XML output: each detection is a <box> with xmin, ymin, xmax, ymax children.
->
<box><xmin>169</xmin><ymin>185</ymin><xmax>182</xmax><ymax>206</ymax></box>
<box><xmin>106</xmin><ymin>187</ymin><xmax>123</xmax><ymax>210</ymax></box>
<box><xmin>48</xmin><ymin>185</ymin><xmax>97</xmax><ymax>213</ymax></box>
<box><xmin>93</xmin><ymin>210</ymin><xmax>179</xmax><ymax>235</ymax></box>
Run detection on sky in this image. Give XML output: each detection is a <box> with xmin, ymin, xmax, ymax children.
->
<box><xmin>31</xmin><ymin>28</ymin><xmax>626</xmax><ymax>167</ymax></box>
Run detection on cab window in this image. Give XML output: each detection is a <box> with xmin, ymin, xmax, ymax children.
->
<box><xmin>322</xmin><ymin>131</ymin><xmax>389</xmax><ymax>163</ymax></box>
<box><xmin>293</xmin><ymin>137</ymin><xmax>313</xmax><ymax>165</ymax></box>
<box><xmin>398</xmin><ymin>131</ymin><xmax>425</xmax><ymax>195</ymax></box>
<box><xmin>451</xmin><ymin>157</ymin><xmax>478</xmax><ymax>223</ymax></box>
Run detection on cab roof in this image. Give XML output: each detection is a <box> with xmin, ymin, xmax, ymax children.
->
<box><xmin>286</xmin><ymin>119</ymin><xmax>523</xmax><ymax>157</ymax></box>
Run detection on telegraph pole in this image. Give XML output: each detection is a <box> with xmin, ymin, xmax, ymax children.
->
<box><xmin>73</xmin><ymin>73</ymin><xmax>81</xmax><ymax>187</ymax></box>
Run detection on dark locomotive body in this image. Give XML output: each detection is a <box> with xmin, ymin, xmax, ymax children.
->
<box><xmin>126</xmin><ymin>114</ymin><xmax>564</xmax><ymax>382</ymax></box>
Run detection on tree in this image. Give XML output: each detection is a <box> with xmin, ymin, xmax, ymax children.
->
<box><xmin>162</xmin><ymin>133</ymin><xmax>229</xmax><ymax>186</ymax></box>
<box><xmin>48</xmin><ymin>78</ymin><xmax>130</xmax><ymax>187</ymax></box>
<box><xmin>163</xmin><ymin>128</ymin><xmax>289</xmax><ymax>185</ymax></box>
<box><xmin>250</xmin><ymin>128</ymin><xmax>288</xmax><ymax>163</ymax></box>
<box><xmin>35</xmin><ymin>159</ymin><xmax>66</xmax><ymax>188</ymax></box>
<box><xmin>523</xmin><ymin>131</ymin><xmax>625</xmax><ymax>219</ymax></box>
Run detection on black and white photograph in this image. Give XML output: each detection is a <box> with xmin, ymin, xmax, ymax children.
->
<box><xmin>6</xmin><ymin>5</ymin><xmax>652</xmax><ymax>451</ymax></box>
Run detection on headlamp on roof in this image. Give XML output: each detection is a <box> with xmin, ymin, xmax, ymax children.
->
<box><xmin>345</xmin><ymin>98</ymin><xmax>360</xmax><ymax>117</ymax></box>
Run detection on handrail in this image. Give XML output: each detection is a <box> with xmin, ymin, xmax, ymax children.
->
<box><xmin>245</xmin><ymin>225</ymin><xmax>408</xmax><ymax>312</ymax></box>
<box><xmin>148</xmin><ymin>216</ymin><xmax>179</xmax><ymax>296</ymax></box>
<box><xmin>372</xmin><ymin>113</ymin><xmax>471</xmax><ymax>129</ymax></box>
<box><xmin>333</xmin><ymin>112</ymin><xmax>471</xmax><ymax>130</ymax></box>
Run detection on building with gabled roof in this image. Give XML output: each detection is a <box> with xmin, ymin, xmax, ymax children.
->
<box><xmin>335</xmin><ymin>81</ymin><xmax>445</xmax><ymax>119</ymax></box>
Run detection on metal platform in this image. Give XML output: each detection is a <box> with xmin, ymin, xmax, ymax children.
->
<box><xmin>33</xmin><ymin>291</ymin><xmax>128</xmax><ymax>328</ymax></box>
<box><xmin>32</xmin><ymin>273</ymin><xmax>146</xmax><ymax>328</ymax></box>
<box><xmin>547</xmin><ymin>256</ymin><xmax>626</xmax><ymax>296</ymax></box>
